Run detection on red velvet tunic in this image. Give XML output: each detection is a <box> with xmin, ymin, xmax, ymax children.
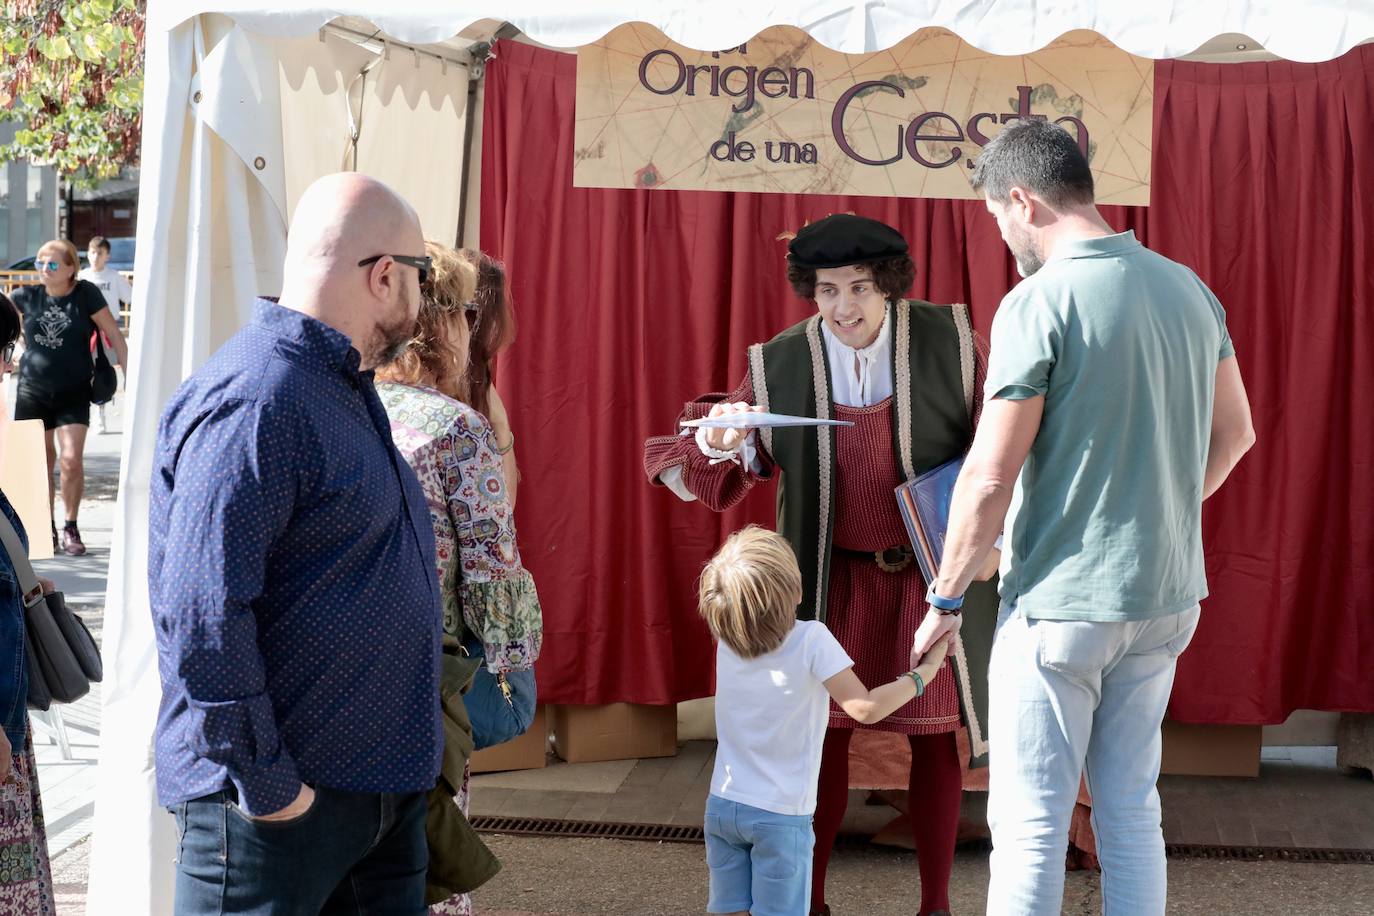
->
<box><xmin>827</xmin><ymin>397</ymin><xmax>958</xmax><ymax>734</ymax></box>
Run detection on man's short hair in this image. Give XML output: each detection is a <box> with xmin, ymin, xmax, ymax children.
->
<box><xmin>88</xmin><ymin>236</ymin><xmax>111</xmax><ymax>253</ymax></box>
<box><xmin>971</xmin><ymin>119</ymin><xmax>1095</xmax><ymax>209</ymax></box>
<box><xmin>786</xmin><ymin>255</ymin><xmax>915</xmax><ymax>302</ymax></box>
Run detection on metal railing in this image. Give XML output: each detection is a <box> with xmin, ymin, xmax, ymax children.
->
<box><xmin>0</xmin><ymin>270</ymin><xmax>39</xmax><ymax>293</ymax></box>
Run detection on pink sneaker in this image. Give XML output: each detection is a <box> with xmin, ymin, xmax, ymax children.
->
<box><xmin>61</xmin><ymin>525</ymin><xmax>87</xmax><ymax>557</ymax></box>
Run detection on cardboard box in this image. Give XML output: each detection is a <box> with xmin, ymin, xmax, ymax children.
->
<box><xmin>551</xmin><ymin>702</ymin><xmax>678</xmax><ymax>764</ymax></box>
<box><xmin>470</xmin><ymin>705</ymin><xmax>549</xmax><ymax>774</ymax></box>
<box><xmin>1160</xmin><ymin>719</ymin><xmax>1261</xmax><ymax>777</ymax></box>
<box><xmin>0</xmin><ymin>418</ymin><xmax>53</xmax><ymax>560</ymax></box>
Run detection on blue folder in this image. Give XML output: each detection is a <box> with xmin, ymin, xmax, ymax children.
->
<box><xmin>895</xmin><ymin>456</ymin><xmax>963</xmax><ymax>585</ymax></box>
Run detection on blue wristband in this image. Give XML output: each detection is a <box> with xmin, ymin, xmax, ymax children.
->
<box><xmin>925</xmin><ymin>584</ymin><xmax>964</xmax><ymax>612</ymax></box>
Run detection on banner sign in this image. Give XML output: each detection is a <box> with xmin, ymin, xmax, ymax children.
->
<box><xmin>575</xmin><ymin>25</ymin><xmax>1152</xmax><ymax>205</ymax></box>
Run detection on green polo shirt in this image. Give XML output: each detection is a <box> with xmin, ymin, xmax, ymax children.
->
<box><xmin>986</xmin><ymin>231</ymin><xmax>1234</xmax><ymax>621</ymax></box>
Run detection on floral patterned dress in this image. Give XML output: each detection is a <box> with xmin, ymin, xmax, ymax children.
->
<box><xmin>377</xmin><ymin>383</ymin><xmax>542</xmax><ymax>916</ymax></box>
<box><xmin>0</xmin><ymin>736</ymin><xmax>54</xmax><ymax>916</ymax></box>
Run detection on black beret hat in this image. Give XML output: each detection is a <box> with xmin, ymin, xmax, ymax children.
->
<box><xmin>786</xmin><ymin>214</ymin><xmax>909</xmax><ymax>269</ymax></box>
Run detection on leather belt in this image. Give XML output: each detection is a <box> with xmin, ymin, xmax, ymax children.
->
<box><xmin>833</xmin><ymin>544</ymin><xmax>914</xmax><ymax>573</ymax></box>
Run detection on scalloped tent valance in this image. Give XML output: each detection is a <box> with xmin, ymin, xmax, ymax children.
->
<box><xmin>147</xmin><ymin>0</ymin><xmax>1374</xmax><ymax>61</ymax></box>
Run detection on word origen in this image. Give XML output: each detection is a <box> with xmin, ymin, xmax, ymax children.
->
<box><xmin>637</xmin><ymin>48</ymin><xmax>817</xmax><ymax>114</ymax></box>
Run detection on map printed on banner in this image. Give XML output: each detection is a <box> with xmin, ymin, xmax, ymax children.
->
<box><xmin>575</xmin><ymin>25</ymin><xmax>1153</xmax><ymax>205</ymax></box>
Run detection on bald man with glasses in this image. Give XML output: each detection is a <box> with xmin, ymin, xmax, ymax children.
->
<box><xmin>150</xmin><ymin>173</ymin><xmax>443</xmax><ymax>914</ymax></box>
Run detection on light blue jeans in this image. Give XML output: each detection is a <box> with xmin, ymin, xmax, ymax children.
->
<box><xmin>986</xmin><ymin>601</ymin><xmax>1201</xmax><ymax>916</ymax></box>
<box><xmin>704</xmin><ymin>794</ymin><xmax>814</xmax><ymax>916</ymax></box>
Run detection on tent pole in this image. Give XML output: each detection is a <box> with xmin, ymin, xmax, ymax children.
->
<box><xmin>457</xmin><ymin>25</ymin><xmax>518</xmax><ymax>248</ymax></box>
<box><xmin>455</xmin><ymin>65</ymin><xmax>481</xmax><ymax>249</ymax></box>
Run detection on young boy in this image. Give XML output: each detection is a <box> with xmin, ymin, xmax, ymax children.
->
<box><xmin>77</xmin><ymin>236</ymin><xmax>132</xmax><ymax>433</ymax></box>
<box><xmin>699</xmin><ymin>525</ymin><xmax>951</xmax><ymax>916</ymax></box>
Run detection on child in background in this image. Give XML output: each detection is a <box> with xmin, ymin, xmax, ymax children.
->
<box><xmin>699</xmin><ymin>525</ymin><xmax>951</xmax><ymax>916</ymax></box>
<box><xmin>78</xmin><ymin>237</ymin><xmax>131</xmax><ymax>434</ymax></box>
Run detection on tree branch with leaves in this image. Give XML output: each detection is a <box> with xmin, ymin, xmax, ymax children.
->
<box><xmin>0</xmin><ymin>0</ymin><xmax>146</xmax><ymax>187</ymax></box>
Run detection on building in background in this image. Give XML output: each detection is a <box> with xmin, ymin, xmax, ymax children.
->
<box><xmin>1</xmin><ymin>121</ymin><xmax>60</xmax><ymax>268</ymax></box>
<box><xmin>70</xmin><ymin>169</ymin><xmax>139</xmax><ymax>255</ymax></box>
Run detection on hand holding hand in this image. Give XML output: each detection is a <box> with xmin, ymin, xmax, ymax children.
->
<box><xmin>911</xmin><ymin>609</ymin><xmax>962</xmax><ymax>666</ymax></box>
<box><xmin>917</xmin><ymin>635</ymin><xmax>951</xmax><ymax>674</ymax></box>
<box><xmin>703</xmin><ymin>402</ymin><xmax>761</xmax><ymax>452</ymax></box>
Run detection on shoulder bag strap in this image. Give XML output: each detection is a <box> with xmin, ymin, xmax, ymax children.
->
<box><xmin>0</xmin><ymin>511</ymin><xmax>43</xmax><ymax>607</ymax></box>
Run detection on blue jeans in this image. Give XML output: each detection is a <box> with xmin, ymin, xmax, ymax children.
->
<box><xmin>704</xmin><ymin>794</ymin><xmax>814</xmax><ymax>916</ymax></box>
<box><xmin>986</xmin><ymin>602</ymin><xmax>1201</xmax><ymax>916</ymax></box>
<box><xmin>173</xmin><ymin>786</ymin><xmax>427</xmax><ymax>915</ymax></box>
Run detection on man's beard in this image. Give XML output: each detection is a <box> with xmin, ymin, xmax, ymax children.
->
<box><xmin>1008</xmin><ymin>223</ymin><xmax>1045</xmax><ymax>278</ymax></box>
<box><xmin>374</xmin><ymin>323</ymin><xmax>414</xmax><ymax>367</ymax></box>
<box><xmin>368</xmin><ymin>287</ymin><xmax>418</xmax><ymax>367</ymax></box>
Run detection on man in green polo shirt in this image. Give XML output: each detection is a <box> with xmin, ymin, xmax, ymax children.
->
<box><xmin>910</xmin><ymin>119</ymin><xmax>1256</xmax><ymax>915</ymax></box>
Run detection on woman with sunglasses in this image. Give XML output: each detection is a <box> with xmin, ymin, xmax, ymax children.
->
<box><xmin>9</xmin><ymin>239</ymin><xmax>128</xmax><ymax>555</ymax></box>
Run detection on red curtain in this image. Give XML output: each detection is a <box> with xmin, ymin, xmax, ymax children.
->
<box><xmin>482</xmin><ymin>40</ymin><xmax>1374</xmax><ymax>723</ymax></box>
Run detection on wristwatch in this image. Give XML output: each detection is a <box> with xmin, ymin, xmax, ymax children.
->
<box><xmin>925</xmin><ymin>583</ymin><xmax>964</xmax><ymax>615</ymax></box>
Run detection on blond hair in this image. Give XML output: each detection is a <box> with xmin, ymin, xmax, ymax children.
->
<box><xmin>698</xmin><ymin>526</ymin><xmax>800</xmax><ymax>659</ymax></box>
<box><xmin>377</xmin><ymin>240</ymin><xmax>477</xmax><ymax>398</ymax></box>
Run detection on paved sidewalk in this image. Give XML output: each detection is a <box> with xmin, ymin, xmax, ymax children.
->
<box><xmin>471</xmin><ymin>741</ymin><xmax>1374</xmax><ymax>852</ymax></box>
<box><xmin>460</xmin><ymin>835</ymin><xmax>1374</xmax><ymax>914</ymax></box>
<box><xmin>27</xmin><ymin>396</ymin><xmax>121</xmax><ymax>865</ymax></box>
<box><xmin>5</xmin><ymin>384</ymin><xmax>121</xmax><ymax>914</ymax></box>
<box><xmin>40</xmin><ymin>830</ymin><xmax>1374</xmax><ymax>916</ymax></box>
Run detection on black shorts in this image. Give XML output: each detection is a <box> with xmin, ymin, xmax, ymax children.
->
<box><xmin>14</xmin><ymin>382</ymin><xmax>90</xmax><ymax>431</ymax></box>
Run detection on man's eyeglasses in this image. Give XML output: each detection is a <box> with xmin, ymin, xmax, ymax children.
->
<box><xmin>37</xmin><ymin>260</ymin><xmax>63</xmax><ymax>272</ymax></box>
<box><xmin>357</xmin><ymin>254</ymin><xmax>432</xmax><ymax>285</ymax></box>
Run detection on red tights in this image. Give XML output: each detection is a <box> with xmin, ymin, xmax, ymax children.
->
<box><xmin>810</xmin><ymin>728</ymin><xmax>962</xmax><ymax>915</ymax></box>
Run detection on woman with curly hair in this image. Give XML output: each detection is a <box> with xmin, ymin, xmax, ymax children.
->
<box><xmin>377</xmin><ymin>241</ymin><xmax>542</xmax><ymax>916</ymax></box>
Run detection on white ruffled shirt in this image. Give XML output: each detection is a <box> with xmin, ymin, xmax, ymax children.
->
<box><xmin>822</xmin><ymin>309</ymin><xmax>893</xmax><ymax>408</ymax></box>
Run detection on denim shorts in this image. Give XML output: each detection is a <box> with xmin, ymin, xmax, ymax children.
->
<box><xmin>704</xmin><ymin>794</ymin><xmax>814</xmax><ymax>916</ymax></box>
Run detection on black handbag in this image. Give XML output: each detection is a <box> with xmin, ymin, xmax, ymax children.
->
<box><xmin>0</xmin><ymin>513</ymin><xmax>102</xmax><ymax>710</ymax></box>
<box><xmin>90</xmin><ymin>334</ymin><xmax>117</xmax><ymax>405</ymax></box>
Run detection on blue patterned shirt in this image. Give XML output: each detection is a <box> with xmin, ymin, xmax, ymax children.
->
<box><xmin>149</xmin><ymin>299</ymin><xmax>442</xmax><ymax>815</ymax></box>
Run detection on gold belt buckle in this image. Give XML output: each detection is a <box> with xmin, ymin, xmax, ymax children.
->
<box><xmin>875</xmin><ymin>547</ymin><xmax>912</xmax><ymax>573</ymax></box>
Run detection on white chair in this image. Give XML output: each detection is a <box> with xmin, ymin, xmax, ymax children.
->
<box><xmin>30</xmin><ymin>706</ymin><xmax>73</xmax><ymax>760</ymax></box>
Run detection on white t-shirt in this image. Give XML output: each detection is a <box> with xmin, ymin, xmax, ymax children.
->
<box><xmin>711</xmin><ymin>620</ymin><xmax>854</xmax><ymax>816</ymax></box>
<box><xmin>78</xmin><ymin>266</ymin><xmax>133</xmax><ymax>313</ymax></box>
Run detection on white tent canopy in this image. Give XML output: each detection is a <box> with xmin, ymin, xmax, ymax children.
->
<box><xmin>94</xmin><ymin>3</ymin><xmax>1373</xmax><ymax>913</ymax></box>
<box><xmin>148</xmin><ymin>0</ymin><xmax>1374</xmax><ymax>60</ymax></box>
